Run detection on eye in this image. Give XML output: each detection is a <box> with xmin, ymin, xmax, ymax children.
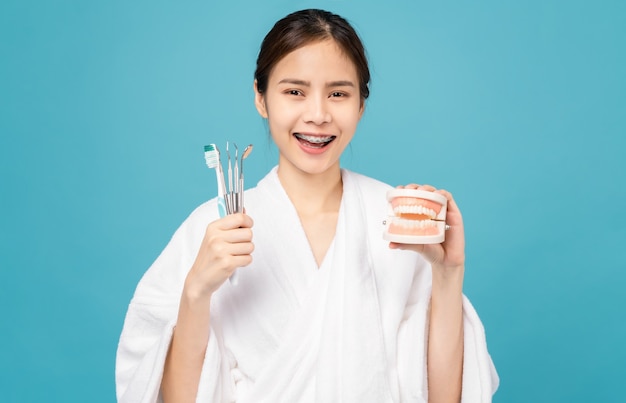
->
<box><xmin>330</xmin><ymin>91</ymin><xmax>347</xmax><ymax>98</ymax></box>
<box><xmin>285</xmin><ymin>89</ymin><xmax>303</xmax><ymax>96</ymax></box>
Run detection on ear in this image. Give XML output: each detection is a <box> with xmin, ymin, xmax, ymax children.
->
<box><xmin>358</xmin><ymin>99</ymin><xmax>366</xmax><ymax>120</ymax></box>
<box><xmin>254</xmin><ymin>80</ymin><xmax>268</xmax><ymax>118</ymax></box>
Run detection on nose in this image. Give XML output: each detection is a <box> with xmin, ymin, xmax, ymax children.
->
<box><xmin>303</xmin><ymin>95</ymin><xmax>332</xmax><ymax>125</ymax></box>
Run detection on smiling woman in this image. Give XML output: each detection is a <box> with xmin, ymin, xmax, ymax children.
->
<box><xmin>255</xmin><ymin>39</ymin><xmax>363</xmax><ymax>177</ymax></box>
<box><xmin>116</xmin><ymin>9</ymin><xmax>498</xmax><ymax>403</ymax></box>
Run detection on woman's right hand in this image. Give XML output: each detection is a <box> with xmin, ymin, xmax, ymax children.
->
<box><xmin>184</xmin><ymin>213</ymin><xmax>254</xmax><ymax>300</ymax></box>
<box><xmin>163</xmin><ymin>213</ymin><xmax>253</xmax><ymax>402</ymax></box>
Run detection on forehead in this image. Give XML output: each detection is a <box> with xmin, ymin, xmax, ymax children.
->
<box><xmin>269</xmin><ymin>39</ymin><xmax>358</xmax><ymax>82</ymax></box>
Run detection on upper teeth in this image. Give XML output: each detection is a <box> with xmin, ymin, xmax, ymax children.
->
<box><xmin>295</xmin><ymin>133</ymin><xmax>335</xmax><ymax>143</ymax></box>
<box><xmin>393</xmin><ymin>205</ymin><xmax>437</xmax><ymax>218</ymax></box>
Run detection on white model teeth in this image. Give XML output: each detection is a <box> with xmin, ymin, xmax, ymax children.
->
<box><xmin>391</xmin><ymin>217</ymin><xmax>437</xmax><ymax>228</ymax></box>
<box><xmin>294</xmin><ymin>133</ymin><xmax>336</xmax><ymax>143</ymax></box>
<box><xmin>393</xmin><ymin>205</ymin><xmax>436</xmax><ymax>218</ymax></box>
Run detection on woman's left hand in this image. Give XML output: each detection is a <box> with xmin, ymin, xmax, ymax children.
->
<box><xmin>389</xmin><ymin>184</ymin><xmax>465</xmax><ymax>271</ymax></box>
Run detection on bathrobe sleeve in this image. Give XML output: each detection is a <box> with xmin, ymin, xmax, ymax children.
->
<box><xmin>115</xmin><ymin>200</ymin><xmax>234</xmax><ymax>403</ymax></box>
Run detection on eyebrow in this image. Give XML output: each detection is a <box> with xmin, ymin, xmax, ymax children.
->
<box><xmin>277</xmin><ymin>78</ymin><xmax>355</xmax><ymax>88</ymax></box>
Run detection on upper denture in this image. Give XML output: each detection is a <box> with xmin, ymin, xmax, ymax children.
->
<box><xmin>391</xmin><ymin>197</ymin><xmax>442</xmax><ymax>219</ymax></box>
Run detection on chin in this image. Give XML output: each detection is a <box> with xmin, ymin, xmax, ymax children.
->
<box><xmin>280</xmin><ymin>156</ymin><xmax>340</xmax><ymax>177</ymax></box>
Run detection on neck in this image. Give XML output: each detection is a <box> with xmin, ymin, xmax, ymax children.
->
<box><xmin>276</xmin><ymin>162</ymin><xmax>343</xmax><ymax>215</ymax></box>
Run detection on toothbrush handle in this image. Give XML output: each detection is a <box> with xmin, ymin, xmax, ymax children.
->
<box><xmin>216</xmin><ymin>184</ymin><xmax>238</xmax><ymax>285</ymax></box>
<box><xmin>217</xmin><ymin>197</ymin><xmax>227</xmax><ymax>218</ymax></box>
<box><xmin>216</xmin><ymin>200</ymin><xmax>239</xmax><ymax>286</ymax></box>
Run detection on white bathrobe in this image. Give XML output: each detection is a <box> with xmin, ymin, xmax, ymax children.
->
<box><xmin>116</xmin><ymin>167</ymin><xmax>499</xmax><ymax>403</ymax></box>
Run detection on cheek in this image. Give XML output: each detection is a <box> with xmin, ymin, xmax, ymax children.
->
<box><xmin>266</xmin><ymin>94</ymin><xmax>298</xmax><ymax>119</ymax></box>
<box><xmin>338</xmin><ymin>106</ymin><xmax>363</xmax><ymax>130</ymax></box>
<box><xmin>267</xmin><ymin>111</ymin><xmax>299</xmax><ymax>142</ymax></box>
<box><xmin>268</xmin><ymin>110</ymin><xmax>296</xmax><ymax>132</ymax></box>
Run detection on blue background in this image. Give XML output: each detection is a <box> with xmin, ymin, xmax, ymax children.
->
<box><xmin>1</xmin><ymin>0</ymin><xmax>624</xmax><ymax>402</ymax></box>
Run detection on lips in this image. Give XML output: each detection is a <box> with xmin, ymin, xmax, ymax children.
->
<box><xmin>293</xmin><ymin>133</ymin><xmax>336</xmax><ymax>149</ymax></box>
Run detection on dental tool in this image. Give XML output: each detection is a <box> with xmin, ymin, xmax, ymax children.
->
<box><xmin>226</xmin><ymin>142</ymin><xmax>233</xmax><ymax>214</ymax></box>
<box><xmin>203</xmin><ymin>141</ymin><xmax>254</xmax><ymax>285</ymax></box>
<box><xmin>234</xmin><ymin>144</ymin><xmax>239</xmax><ymax>213</ymax></box>
<box><xmin>239</xmin><ymin>144</ymin><xmax>253</xmax><ymax>211</ymax></box>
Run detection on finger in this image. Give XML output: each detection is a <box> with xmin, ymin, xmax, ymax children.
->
<box><xmin>221</xmin><ymin>227</ymin><xmax>254</xmax><ymax>243</ymax></box>
<box><xmin>218</xmin><ymin>245</ymin><xmax>254</xmax><ymax>270</ymax></box>
<box><xmin>397</xmin><ymin>184</ymin><xmax>437</xmax><ymax>191</ymax></box>
<box><xmin>216</xmin><ymin>213</ymin><xmax>254</xmax><ymax>230</ymax></box>
<box><xmin>417</xmin><ymin>184</ymin><xmax>436</xmax><ymax>192</ymax></box>
<box><xmin>204</xmin><ymin>241</ymin><xmax>254</xmax><ymax>269</ymax></box>
<box><xmin>228</xmin><ymin>241</ymin><xmax>255</xmax><ymax>256</ymax></box>
<box><xmin>397</xmin><ymin>183</ymin><xmax>420</xmax><ymax>189</ymax></box>
<box><xmin>231</xmin><ymin>254</ymin><xmax>253</xmax><ymax>268</ymax></box>
<box><xmin>435</xmin><ymin>189</ymin><xmax>463</xmax><ymax>222</ymax></box>
<box><xmin>435</xmin><ymin>188</ymin><xmax>452</xmax><ymax>201</ymax></box>
<box><xmin>214</xmin><ymin>254</ymin><xmax>253</xmax><ymax>274</ymax></box>
<box><xmin>447</xmin><ymin>195</ymin><xmax>460</xmax><ymax>213</ymax></box>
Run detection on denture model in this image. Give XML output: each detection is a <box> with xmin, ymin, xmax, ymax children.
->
<box><xmin>383</xmin><ymin>189</ymin><xmax>448</xmax><ymax>244</ymax></box>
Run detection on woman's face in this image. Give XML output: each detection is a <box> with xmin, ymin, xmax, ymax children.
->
<box><xmin>255</xmin><ymin>39</ymin><xmax>364</xmax><ymax>177</ymax></box>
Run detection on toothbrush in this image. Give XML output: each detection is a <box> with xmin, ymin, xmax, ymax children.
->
<box><xmin>204</xmin><ymin>144</ymin><xmax>239</xmax><ymax>285</ymax></box>
<box><xmin>204</xmin><ymin>144</ymin><xmax>227</xmax><ymax>217</ymax></box>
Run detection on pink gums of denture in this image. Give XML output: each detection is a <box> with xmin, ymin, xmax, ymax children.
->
<box><xmin>388</xmin><ymin>220</ymin><xmax>439</xmax><ymax>236</ymax></box>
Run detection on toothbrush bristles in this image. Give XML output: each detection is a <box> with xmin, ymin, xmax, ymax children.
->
<box><xmin>204</xmin><ymin>143</ymin><xmax>220</xmax><ymax>168</ymax></box>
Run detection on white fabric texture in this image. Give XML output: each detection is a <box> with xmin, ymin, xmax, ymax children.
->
<box><xmin>116</xmin><ymin>167</ymin><xmax>499</xmax><ymax>403</ymax></box>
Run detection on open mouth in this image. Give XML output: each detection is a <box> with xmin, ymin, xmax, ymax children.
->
<box><xmin>294</xmin><ymin>133</ymin><xmax>336</xmax><ymax>149</ymax></box>
<box><xmin>389</xmin><ymin>197</ymin><xmax>443</xmax><ymax>236</ymax></box>
<box><xmin>384</xmin><ymin>189</ymin><xmax>448</xmax><ymax>244</ymax></box>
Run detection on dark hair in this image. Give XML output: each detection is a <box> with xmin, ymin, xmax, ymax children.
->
<box><xmin>254</xmin><ymin>9</ymin><xmax>370</xmax><ymax>100</ymax></box>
